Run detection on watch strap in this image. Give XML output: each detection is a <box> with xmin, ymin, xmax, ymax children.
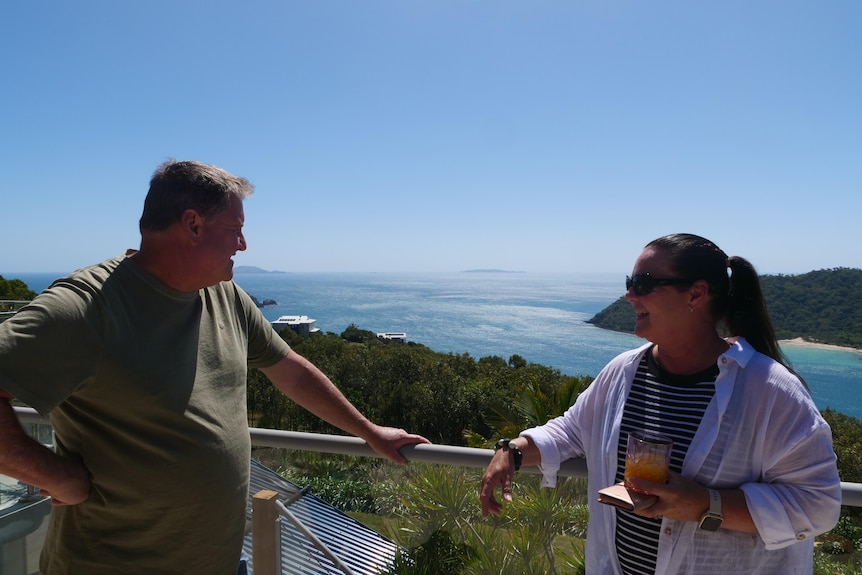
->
<box><xmin>494</xmin><ymin>438</ymin><xmax>522</xmax><ymax>471</ymax></box>
<box><xmin>698</xmin><ymin>488</ymin><xmax>723</xmax><ymax>531</ymax></box>
<box><xmin>707</xmin><ymin>488</ymin><xmax>721</xmax><ymax>515</ymax></box>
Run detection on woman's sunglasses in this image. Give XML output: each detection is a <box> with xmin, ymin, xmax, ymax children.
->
<box><xmin>626</xmin><ymin>273</ymin><xmax>694</xmax><ymax>296</ymax></box>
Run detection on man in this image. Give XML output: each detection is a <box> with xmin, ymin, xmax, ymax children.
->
<box><xmin>0</xmin><ymin>160</ymin><xmax>429</xmax><ymax>574</ymax></box>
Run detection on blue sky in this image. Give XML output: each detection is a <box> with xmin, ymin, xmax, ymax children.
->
<box><xmin>2</xmin><ymin>1</ymin><xmax>860</xmax><ymax>276</ymax></box>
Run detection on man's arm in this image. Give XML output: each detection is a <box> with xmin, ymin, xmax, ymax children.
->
<box><xmin>258</xmin><ymin>352</ymin><xmax>430</xmax><ymax>464</ymax></box>
<box><xmin>0</xmin><ymin>389</ymin><xmax>91</xmax><ymax>505</ymax></box>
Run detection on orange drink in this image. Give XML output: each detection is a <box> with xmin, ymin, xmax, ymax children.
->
<box><xmin>624</xmin><ymin>431</ymin><xmax>672</xmax><ymax>488</ymax></box>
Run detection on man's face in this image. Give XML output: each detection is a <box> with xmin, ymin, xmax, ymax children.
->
<box><xmin>195</xmin><ymin>195</ymin><xmax>247</xmax><ymax>286</ymax></box>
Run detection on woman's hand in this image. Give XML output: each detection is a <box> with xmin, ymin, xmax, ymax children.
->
<box><xmin>479</xmin><ymin>447</ymin><xmax>517</xmax><ymax>517</ymax></box>
<box><xmin>626</xmin><ymin>471</ymin><xmax>758</xmax><ymax>533</ymax></box>
<box><xmin>626</xmin><ymin>471</ymin><xmax>710</xmax><ymax>522</ymax></box>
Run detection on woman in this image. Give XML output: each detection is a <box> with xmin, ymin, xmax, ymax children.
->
<box><xmin>479</xmin><ymin>233</ymin><xmax>841</xmax><ymax>575</ymax></box>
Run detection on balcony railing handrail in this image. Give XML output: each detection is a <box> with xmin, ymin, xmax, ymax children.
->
<box><xmin>12</xmin><ymin>407</ymin><xmax>587</xmax><ymax>476</ymax></box>
<box><xmin>12</xmin><ymin>406</ymin><xmax>862</xmax><ymax>506</ymax></box>
<box><xmin>0</xmin><ymin>300</ymin><xmax>31</xmax><ymax>313</ymax></box>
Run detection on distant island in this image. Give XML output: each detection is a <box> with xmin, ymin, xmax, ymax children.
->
<box><xmin>231</xmin><ymin>267</ymin><xmax>283</xmax><ymax>307</ymax></box>
<box><xmin>461</xmin><ymin>269</ymin><xmax>526</xmax><ymax>274</ymax></box>
<box><xmin>249</xmin><ymin>295</ymin><xmax>277</xmax><ymax>308</ymax></box>
<box><xmin>234</xmin><ymin>266</ymin><xmax>287</xmax><ymax>274</ymax></box>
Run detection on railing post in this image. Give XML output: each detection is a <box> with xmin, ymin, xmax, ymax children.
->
<box><xmin>252</xmin><ymin>490</ymin><xmax>281</xmax><ymax>575</ymax></box>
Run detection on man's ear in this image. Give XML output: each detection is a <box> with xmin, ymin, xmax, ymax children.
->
<box><xmin>180</xmin><ymin>209</ymin><xmax>204</xmax><ymax>240</ymax></box>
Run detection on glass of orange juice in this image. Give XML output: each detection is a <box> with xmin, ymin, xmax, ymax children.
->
<box><xmin>624</xmin><ymin>431</ymin><xmax>672</xmax><ymax>489</ymax></box>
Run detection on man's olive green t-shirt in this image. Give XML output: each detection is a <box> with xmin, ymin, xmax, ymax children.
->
<box><xmin>0</xmin><ymin>255</ymin><xmax>290</xmax><ymax>574</ymax></box>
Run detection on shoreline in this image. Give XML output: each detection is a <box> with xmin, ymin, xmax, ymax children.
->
<box><xmin>779</xmin><ymin>337</ymin><xmax>862</xmax><ymax>354</ymax></box>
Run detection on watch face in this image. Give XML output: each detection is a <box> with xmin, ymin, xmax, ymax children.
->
<box><xmin>699</xmin><ymin>515</ymin><xmax>722</xmax><ymax>532</ymax></box>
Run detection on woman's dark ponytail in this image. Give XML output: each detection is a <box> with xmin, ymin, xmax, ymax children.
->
<box><xmin>723</xmin><ymin>256</ymin><xmax>787</xmax><ymax>366</ymax></box>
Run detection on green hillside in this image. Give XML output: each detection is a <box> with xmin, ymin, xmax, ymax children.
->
<box><xmin>0</xmin><ymin>276</ymin><xmax>38</xmax><ymax>321</ymax></box>
<box><xmin>0</xmin><ymin>276</ymin><xmax>38</xmax><ymax>301</ymax></box>
<box><xmin>587</xmin><ymin>268</ymin><xmax>862</xmax><ymax>349</ymax></box>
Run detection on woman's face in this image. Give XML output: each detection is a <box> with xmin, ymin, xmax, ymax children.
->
<box><xmin>625</xmin><ymin>247</ymin><xmax>693</xmax><ymax>344</ymax></box>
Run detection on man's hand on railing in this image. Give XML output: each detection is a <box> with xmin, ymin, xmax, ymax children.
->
<box><xmin>363</xmin><ymin>423</ymin><xmax>430</xmax><ymax>466</ymax></box>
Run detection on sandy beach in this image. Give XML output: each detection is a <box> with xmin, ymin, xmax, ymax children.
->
<box><xmin>779</xmin><ymin>337</ymin><xmax>862</xmax><ymax>354</ymax></box>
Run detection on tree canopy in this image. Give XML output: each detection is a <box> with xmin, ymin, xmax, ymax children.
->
<box><xmin>0</xmin><ymin>275</ymin><xmax>38</xmax><ymax>301</ymax></box>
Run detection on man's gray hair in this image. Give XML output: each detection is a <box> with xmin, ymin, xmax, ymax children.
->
<box><xmin>139</xmin><ymin>160</ymin><xmax>254</xmax><ymax>232</ymax></box>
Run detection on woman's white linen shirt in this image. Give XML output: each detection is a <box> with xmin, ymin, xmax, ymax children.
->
<box><xmin>522</xmin><ymin>338</ymin><xmax>841</xmax><ymax>575</ymax></box>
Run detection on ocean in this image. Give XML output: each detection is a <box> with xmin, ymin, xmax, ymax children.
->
<box><xmin>10</xmin><ymin>270</ymin><xmax>862</xmax><ymax>420</ymax></box>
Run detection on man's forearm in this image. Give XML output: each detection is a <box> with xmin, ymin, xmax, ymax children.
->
<box><xmin>0</xmin><ymin>397</ymin><xmax>92</xmax><ymax>505</ymax></box>
<box><xmin>262</xmin><ymin>354</ymin><xmax>376</xmax><ymax>438</ymax></box>
<box><xmin>0</xmin><ymin>397</ymin><xmax>61</xmax><ymax>487</ymax></box>
<box><xmin>261</xmin><ymin>352</ymin><xmax>430</xmax><ymax>465</ymax></box>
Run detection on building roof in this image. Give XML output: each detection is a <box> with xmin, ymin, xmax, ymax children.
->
<box><xmin>243</xmin><ymin>459</ymin><xmax>401</xmax><ymax>575</ymax></box>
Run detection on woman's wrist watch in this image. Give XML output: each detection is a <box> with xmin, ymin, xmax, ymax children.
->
<box><xmin>494</xmin><ymin>438</ymin><xmax>522</xmax><ymax>471</ymax></box>
<box><xmin>698</xmin><ymin>488</ymin><xmax>723</xmax><ymax>531</ymax></box>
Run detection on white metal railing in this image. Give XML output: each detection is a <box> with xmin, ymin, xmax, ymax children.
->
<box><xmin>0</xmin><ymin>301</ymin><xmax>31</xmax><ymax>324</ymax></box>
<box><xmin>11</xmin><ymin>407</ymin><xmax>862</xmax><ymax>504</ymax></box>
<box><xmin>11</xmin><ymin>407</ymin><xmax>589</xmax><ymax>477</ymax></box>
